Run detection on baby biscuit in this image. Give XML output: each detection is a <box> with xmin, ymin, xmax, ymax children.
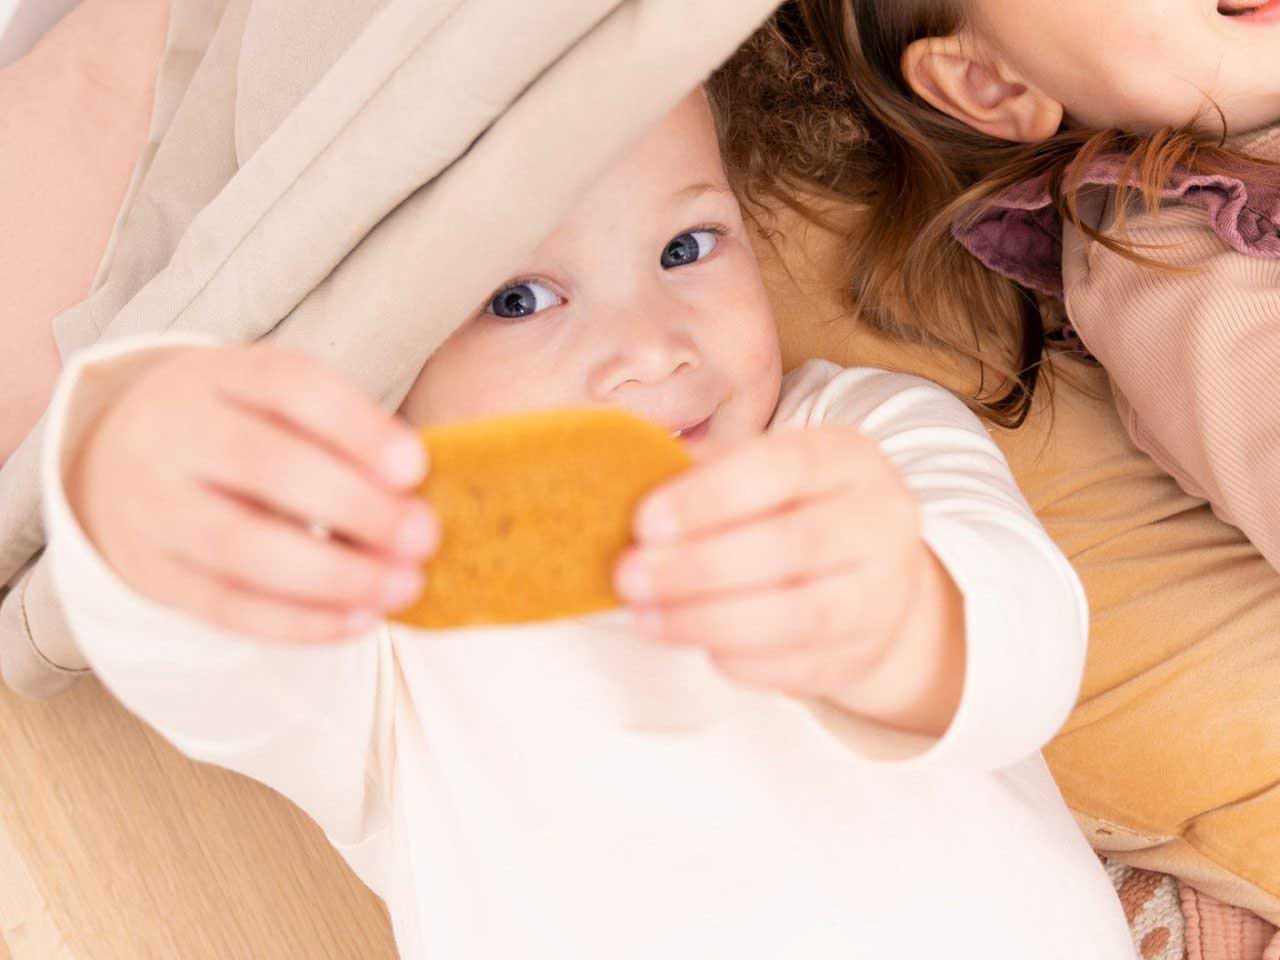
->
<box><xmin>393</xmin><ymin>409</ymin><xmax>691</xmax><ymax>629</ymax></box>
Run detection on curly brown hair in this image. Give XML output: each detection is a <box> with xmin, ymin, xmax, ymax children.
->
<box><xmin>708</xmin><ymin>1</ymin><xmax>1280</xmax><ymax>427</ymax></box>
<box><xmin>708</xmin><ymin>5</ymin><xmax>1045</xmax><ymax>427</ymax></box>
<box><xmin>707</xmin><ymin>8</ymin><xmax>870</xmax><ymax>209</ymax></box>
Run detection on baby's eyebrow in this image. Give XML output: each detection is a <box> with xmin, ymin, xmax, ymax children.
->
<box><xmin>674</xmin><ymin>181</ymin><xmax>734</xmax><ymax>202</ymax></box>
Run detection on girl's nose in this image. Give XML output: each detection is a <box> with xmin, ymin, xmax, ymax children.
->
<box><xmin>587</xmin><ymin>310</ymin><xmax>702</xmax><ymax>399</ymax></box>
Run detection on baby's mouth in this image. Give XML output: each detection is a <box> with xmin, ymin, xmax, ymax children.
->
<box><xmin>669</xmin><ymin>417</ymin><xmax>712</xmax><ymax>443</ymax></box>
<box><xmin>666</xmin><ymin>405</ymin><xmax>719</xmax><ymax>442</ymax></box>
<box><xmin>1219</xmin><ymin>0</ymin><xmax>1279</xmax><ymax>16</ymax></box>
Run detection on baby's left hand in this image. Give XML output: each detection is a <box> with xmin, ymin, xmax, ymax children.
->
<box><xmin>615</xmin><ymin>427</ymin><xmax>965</xmax><ymax>736</ymax></box>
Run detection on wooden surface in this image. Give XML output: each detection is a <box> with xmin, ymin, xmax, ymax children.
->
<box><xmin>0</xmin><ymin>675</ymin><xmax>396</xmax><ymax>958</ymax></box>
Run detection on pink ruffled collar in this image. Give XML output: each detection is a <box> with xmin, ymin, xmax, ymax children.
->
<box><xmin>952</xmin><ymin>129</ymin><xmax>1280</xmax><ymax>298</ymax></box>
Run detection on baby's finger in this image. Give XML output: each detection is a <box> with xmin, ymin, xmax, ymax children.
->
<box><xmin>149</xmin><ymin>556</ymin><xmax>375</xmax><ymax>644</ymax></box>
<box><xmin>163</xmin><ymin>486</ymin><xmax>424</xmax><ymax>613</ymax></box>
<box><xmin>633</xmin><ymin>568</ymin><xmax>869</xmax><ymax>658</ymax></box>
<box><xmin>216</xmin><ymin>344</ymin><xmax>426</xmax><ymax>488</ymax></box>
<box><xmin>197</xmin><ymin>405</ymin><xmax>437</xmax><ymax>560</ymax></box>
<box><xmin>617</xmin><ymin>488</ymin><xmax>880</xmax><ymax>604</ymax></box>
<box><xmin>635</xmin><ymin>427</ymin><xmax>881</xmax><ymax>544</ymax></box>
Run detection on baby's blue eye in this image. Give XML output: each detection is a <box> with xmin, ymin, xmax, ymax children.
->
<box><xmin>660</xmin><ymin>230</ymin><xmax>719</xmax><ymax>270</ymax></box>
<box><xmin>486</xmin><ymin>280</ymin><xmax>563</xmax><ymax>319</ymax></box>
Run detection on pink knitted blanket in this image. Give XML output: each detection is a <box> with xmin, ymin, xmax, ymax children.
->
<box><xmin>1181</xmin><ymin>885</ymin><xmax>1280</xmax><ymax>960</ymax></box>
<box><xmin>1106</xmin><ymin>859</ymin><xmax>1280</xmax><ymax>960</ymax></box>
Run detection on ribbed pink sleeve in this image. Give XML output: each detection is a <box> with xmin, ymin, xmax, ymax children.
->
<box><xmin>1063</xmin><ymin>202</ymin><xmax>1280</xmax><ymax>570</ymax></box>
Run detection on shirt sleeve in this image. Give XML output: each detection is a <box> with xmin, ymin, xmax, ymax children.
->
<box><xmin>39</xmin><ymin>335</ymin><xmax>394</xmax><ymax>871</ymax></box>
<box><xmin>1063</xmin><ymin>204</ymin><xmax>1280</xmax><ymax>571</ymax></box>
<box><xmin>773</xmin><ymin>360</ymin><xmax>1089</xmax><ymax>772</ymax></box>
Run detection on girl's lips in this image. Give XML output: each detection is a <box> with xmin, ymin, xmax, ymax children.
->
<box><xmin>1220</xmin><ymin>0</ymin><xmax>1280</xmax><ymax>21</ymax></box>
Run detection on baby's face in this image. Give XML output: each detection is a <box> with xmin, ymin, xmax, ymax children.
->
<box><xmin>970</xmin><ymin>0</ymin><xmax>1280</xmax><ymax>133</ymax></box>
<box><xmin>400</xmin><ymin>92</ymin><xmax>782</xmax><ymax>448</ymax></box>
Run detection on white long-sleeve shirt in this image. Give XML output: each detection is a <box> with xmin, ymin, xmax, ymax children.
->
<box><xmin>41</xmin><ymin>339</ymin><xmax>1133</xmax><ymax>959</ymax></box>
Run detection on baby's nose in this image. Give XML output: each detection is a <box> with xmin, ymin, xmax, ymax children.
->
<box><xmin>588</xmin><ymin>318</ymin><xmax>701</xmax><ymax>398</ymax></box>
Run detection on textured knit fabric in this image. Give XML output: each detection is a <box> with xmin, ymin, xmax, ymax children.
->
<box><xmin>40</xmin><ymin>336</ymin><xmax>1134</xmax><ymax>959</ymax></box>
<box><xmin>1105</xmin><ymin>859</ymin><xmax>1185</xmax><ymax>960</ymax></box>
<box><xmin>1181</xmin><ymin>883</ymin><xmax>1280</xmax><ymax>960</ymax></box>
<box><xmin>0</xmin><ymin>0</ymin><xmax>780</xmax><ymax>699</ymax></box>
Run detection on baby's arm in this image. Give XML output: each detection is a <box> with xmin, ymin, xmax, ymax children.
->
<box><xmin>37</xmin><ymin>337</ymin><xmax>424</xmax><ymax>858</ymax></box>
<box><xmin>785</xmin><ymin>363</ymin><xmax>1088</xmax><ymax>768</ymax></box>
<box><xmin>620</xmin><ymin>361</ymin><xmax>1087</xmax><ymax>772</ymax></box>
<box><xmin>1064</xmin><ymin>207</ymin><xmax>1280</xmax><ymax>569</ymax></box>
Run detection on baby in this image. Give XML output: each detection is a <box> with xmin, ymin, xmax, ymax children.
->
<box><xmin>43</xmin><ymin>92</ymin><xmax>1132</xmax><ymax>957</ymax></box>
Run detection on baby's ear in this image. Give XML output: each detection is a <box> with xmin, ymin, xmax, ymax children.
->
<box><xmin>900</xmin><ymin>34</ymin><xmax>1063</xmax><ymax>144</ymax></box>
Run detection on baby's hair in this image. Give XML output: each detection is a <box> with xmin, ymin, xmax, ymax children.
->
<box><xmin>709</xmin><ymin>0</ymin><xmax>1280</xmax><ymax>427</ymax></box>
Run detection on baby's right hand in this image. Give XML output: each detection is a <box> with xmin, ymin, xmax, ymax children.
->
<box><xmin>64</xmin><ymin>343</ymin><xmax>439</xmax><ymax>643</ymax></box>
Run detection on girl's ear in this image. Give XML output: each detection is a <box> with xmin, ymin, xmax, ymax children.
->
<box><xmin>901</xmin><ymin>34</ymin><xmax>1063</xmax><ymax>143</ymax></box>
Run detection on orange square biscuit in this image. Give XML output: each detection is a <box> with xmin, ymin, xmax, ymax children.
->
<box><xmin>393</xmin><ymin>409</ymin><xmax>691</xmax><ymax>629</ymax></box>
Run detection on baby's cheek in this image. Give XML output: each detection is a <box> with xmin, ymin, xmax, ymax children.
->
<box><xmin>728</xmin><ymin>315</ymin><xmax>782</xmax><ymax>426</ymax></box>
<box><xmin>401</xmin><ymin>357</ymin><xmax>496</xmax><ymax>427</ymax></box>
<box><xmin>402</xmin><ymin>321</ymin><xmax>541</xmax><ymax>426</ymax></box>
<box><xmin>746</xmin><ymin>339</ymin><xmax>783</xmax><ymax>420</ymax></box>
<box><xmin>715</xmin><ymin>279</ymin><xmax>781</xmax><ymax>405</ymax></box>
<box><xmin>733</xmin><ymin>297</ymin><xmax>781</xmax><ymax>377</ymax></box>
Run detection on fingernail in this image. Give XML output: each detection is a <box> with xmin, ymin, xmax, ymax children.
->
<box><xmin>635</xmin><ymin>501</ymin><xmax>679</xmax><ymax>544</ymax></box>
<box><xmin>384</xmin><ymin>435</ymin><xmax>427</xmax><ymax>487</ymax></box>
<box><xmin>382</xmin><ymin>568</ymin><xmax>424</xmax><ymax>609</ymax></box>
<box><xmin>395</xmin><ymin>505</ymin><xmax>438</xmax><ymax>557</ymax></box>
<box><xmin>614</xmin><ymin>553</ymin><xmax>652</xmax><ymax>601</ymax></box>
<box><xmin>347</xmin><ymin>610</ymin><xmax>379</xmax><ymax>634</ymax></box>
